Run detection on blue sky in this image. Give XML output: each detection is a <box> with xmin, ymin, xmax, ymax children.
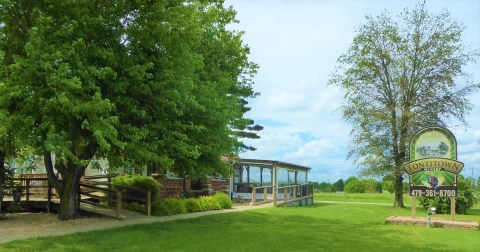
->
<box><xmin>226</xmin><ymin>0</ymin><xmax>480</xmax><ymax>183</ymax></box>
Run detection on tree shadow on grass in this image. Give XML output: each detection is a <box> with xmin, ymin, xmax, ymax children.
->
<box><xmin>0</xmin><ymin>204</ymin><xmax>478</xmax><ymax>251</ymax></box>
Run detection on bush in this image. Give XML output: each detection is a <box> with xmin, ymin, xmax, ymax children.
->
<box><xmin>199</xmin><ymin>196</ymin><xmax>221</xmax><ymax>211</ymax></box>
<box><xmin>112</xmin><ymin>174</ymin><xmax>162</xmax><ymax>201</ymax></box>
<box><xmin>184</xmin><ymin>198</ymin><xmax>203</xmax><ymax>213</ymax></box>
<box><xmin>151</xmin><ymin>200</ymin><xmax>162</xmax><ymax>216</ymax></box>
<box><xmin>363</xmin><ymin>179</ymin><xmax>380</xmax><ymax>193</ymax></box>
<box><xmin>382</xmin><ymin>180</ymin><xmax>394</xmax><ymax>193</ymax></box>
<box><xmin>317</xmin><ymin>182</ymin><xmax>332</xmax><ymax>192</ymax></box>
<box><xmin>418</xmin><ymin>175</ymin><xmax>479</xmax><ymax>214</ymax></box>
<box><xmin>7</xmin><ymin>202</ymin><xmax>23</xmax><ymax>213</ymax></box>
<box><xmin>180</xmin><ymin>190</ymin><xmax>196</xmax><ymax>199</ymax></box>
<box><xmin>123</xmin><ymin>202</ymin><xmax>145</xmax><ymax>213</ymax></box>
<box><xmin>344</xmin><ymin>180</ymin><xmax>365</xmax><ymax>193</ymax></box>
<box><xmin>151</xmin><ymin>193</ymin><xmax>232</xmax><ymax>216</ymax></box>
<box><xmin>402</xmin><ymin>182</ymin><xmax>409</xmax><ymax>193</ymax></box>
<box><xmin>152</xmin><ymin>198</ymin><xmax>187</xmax><ymax>216</ymax></box>
<box><xmin>213</xmin><ymin>192</ymin><xmax>233</xmax><ymax>209</ymax></box>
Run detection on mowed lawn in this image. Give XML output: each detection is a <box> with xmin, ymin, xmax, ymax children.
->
<box><xmin>315</xmin><ymin>192</ymin><xmax>480</xmax><ymax>208</ymax></box>
<box><xmin>314</xmin><ymin>192</ymin><xmax>413</xmax><ymax>205</ymax></box>
<box><xmin>1</xmin><ymin>194</ymin><xmax>479</xmax><ymax>251</ymax></box>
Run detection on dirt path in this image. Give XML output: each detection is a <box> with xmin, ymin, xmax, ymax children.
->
<box><xmin>0</xmin><ymin>204</ymin><xmax>271</xmax><ymax>244</ymax></box>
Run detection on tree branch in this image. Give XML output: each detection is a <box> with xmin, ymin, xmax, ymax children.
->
<box><xmin>44</xmin><ymin>152</ymin><xmax>61</xmax><ymax>192</ymax></box>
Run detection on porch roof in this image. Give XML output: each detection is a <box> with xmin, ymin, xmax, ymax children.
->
<box><xmin>234</xmin><ymin>158</ymin><xmax>312</xmax><ymax>172</ymax></box>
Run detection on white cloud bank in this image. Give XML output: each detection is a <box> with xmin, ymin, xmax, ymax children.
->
<box><xmin>228</xmin><ymin>0</ymin><xmax>480</xmax><ymax>182</ymax></box>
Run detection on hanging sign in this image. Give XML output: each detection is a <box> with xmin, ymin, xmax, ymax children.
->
<box><xmin>404</xmin><ymin>126</ymin><xmax>463</xmax><ymax>197</ymax></box>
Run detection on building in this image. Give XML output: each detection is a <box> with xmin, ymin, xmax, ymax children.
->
<box><xmin>230</xmin><ymin>158</ymin><xmax>313</xmax><ymax>206</ymax></box>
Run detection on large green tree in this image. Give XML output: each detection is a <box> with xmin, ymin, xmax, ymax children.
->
<box><xmin>0</xmin><ymin>49</ymin><xmax>20</xmax><ymax>215</ymax></box>
<box><xmin>329</xmin><ymin>2</ymin><xmax>478</xmax><ymax>207</ymax></box>
<box><xmin>0</xmin><ymin>111</ymin><xmax>6</xmax><ymax>214</ymax></box>
<box><xmin>0</xmin><ymin>0</ymin><xmax>258</xmax><ymax>219</ymax></box>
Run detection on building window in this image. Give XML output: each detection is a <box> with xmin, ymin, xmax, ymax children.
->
<box><xmin>277</xmin><ymin>168</ymin><xmax>289</xmax><ymax>187</ymax></box>
<box><xmin>262</xmin><ymin>168</ymin><xmax>272</xmax><ymax>184</ymax></box>
<box><xmin>249</xmin><ymin>166</ymin><xmax>261</xmax><ymax>184</ymax></box>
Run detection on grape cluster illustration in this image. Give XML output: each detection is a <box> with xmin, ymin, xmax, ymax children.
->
<box><xmin>428</xmin><ymin>176</ymin><xmax>439</xmax><ymax>189</ymax></box>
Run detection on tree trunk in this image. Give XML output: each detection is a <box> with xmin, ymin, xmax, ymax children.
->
<box><xmin>389</xmin><ymin>105</ymin><xmax>406</xmax><ymax>208</ymax></box>
<box><xmin>393</xmin><ymin>107</ymin><xmax>409</xmax><ymax>208</ymax></box>
<box><xmin>0</xmin><ymin>152</ymin><xmax>5</xmax><ymax>215</ymax></box>
<box><xmin>44</xmin><ymin>152</ymin><xmax>86</xmax><ymax>220</ymax></box>
<box><xmin>393</xmin><ymin>173</ymin><xmax>405</xmax><ymax>208</ymax></box>
<box><xmin>57</xmin><ymin>171</ymin><xmax>81</xmax><ymax>220</ymax></box>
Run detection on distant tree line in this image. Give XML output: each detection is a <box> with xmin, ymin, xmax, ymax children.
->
<box><xmin>310</xmin><ymin>176</ymin><xmax>409</xmax><ymax>194</ymax></box>
<box><xmin>310</xmin><ymin>175</ymin><xmax>480</xmax><ymax>214</ymax></box>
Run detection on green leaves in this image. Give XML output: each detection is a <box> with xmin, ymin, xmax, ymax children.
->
<box><xmin>0</xmin><ymin>0</ymin><xmax>258</xmax><ymax>178</ymax></box>
<box><xmin>329</xmin><ymin>2</ymin><xmax>478</xmax><ymax>206</ymax></box>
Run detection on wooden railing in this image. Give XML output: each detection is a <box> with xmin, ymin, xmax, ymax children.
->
<box><xmin>1</xmin><ymin>177</ymin><xmax>54</xmax><ymax>213</ymax></box>
<box><xmin>250</xmin><ymin>184</ymin><xmax>314</xmax><ymax>207</ymax></box>
<box><xmin>249</xmin><ymin>186</ymin><xmax>274</xmax><ymax>205</ymax></box>
<box><xmin>274</xmin><ymin>184</ymin><xmax>314</xmax><ymax>207</ymax></box>
<box><xmin>79</xmin><ymin>179</ymin><xmax>152</xmax><ymax>218</ymax></box>
<box><xmin>1</xmin><ymin>176</ymin><xmax>151</xmax><ymax>219</ymax></box>
<box><xmin>78</xmin><ymin>180</ymin><xmax>123</xmax><ymax>219</ymax></box>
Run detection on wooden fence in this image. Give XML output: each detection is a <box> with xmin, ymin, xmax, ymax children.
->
<box><xmin>79</xmin><ymin>177</ymin><xmax>152</xmax><ymax>218</ymax></box>
<box><xmin>1</xmin><ymin>175</ymin><xmax>152</xmax><ymax>219</ymax></box>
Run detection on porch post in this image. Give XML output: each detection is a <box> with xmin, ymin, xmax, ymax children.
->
<box><xmin>274</xmin><ymin>163</ymin><xmax>277</xmax><ymax>207</ymax></box>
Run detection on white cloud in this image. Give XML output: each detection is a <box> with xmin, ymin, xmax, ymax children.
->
<box><xmin>284</xmin><ymin>139</ymin><xmax>338</xmax><ymax>160</ymax></box>
<box><xmin>228</xmin><ymin>0</ymin><xmax>480</xmax><ymax>182</ymax></box>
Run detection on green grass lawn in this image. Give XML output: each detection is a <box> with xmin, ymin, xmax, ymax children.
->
<box><xmin>314</xmin><ymin>192</ymin><xmax>412</xmax><ymax>205</ymax></box>
<box><xmin>315</xmin><ymin>192</ymin><xmax>480</xmax><ymax>208</ymax></box>
<box><xmin>1</xmin><ymin>200</ymin><xmax>479</xmax><ymax>252</ymax></box>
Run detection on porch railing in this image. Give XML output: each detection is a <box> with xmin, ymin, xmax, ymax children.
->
<box><xmin>250</xmin><ymin>183</ymin><xmax>314</xmax><ymax>206</ymax></box>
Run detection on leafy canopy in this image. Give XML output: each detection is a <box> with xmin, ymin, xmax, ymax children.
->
<box><xmin>329</xmin><ymin>2</ymin><xmax>478</xmax><ymax>207</ymax></box>
<box><xmin>0</xmin><ymin>0</ymin><xmax>259</xmax><ymax>219</ymax></box>
<box><xmin>0</xmin><ymin>0</ymin><xmax>259</xmax><ymax>177</ymax></box>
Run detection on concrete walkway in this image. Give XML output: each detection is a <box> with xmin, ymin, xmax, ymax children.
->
<box><xmin>0</xmin><ymin>204</ymin><xmax>272</xmax><ymax>244</ymax></box>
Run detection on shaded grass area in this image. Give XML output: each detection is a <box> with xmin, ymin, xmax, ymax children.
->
<box><xmin>0</xmin><ymin>203</ymin><xmax>478</xmax><ymax>252</ymax></box>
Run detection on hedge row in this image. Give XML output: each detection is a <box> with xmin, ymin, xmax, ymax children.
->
<box><xmin>110</xmin><ymin>174</ymin><xmax>233</xmax><ymax>216</ymax></box>
<box><xmin>152</xmin><ymin>192</ymin><xmax>233</xmax><ymax>216</ymax></box>
<box><xmin>111</xmin><ymin>174</ymin><xmax>162</xmax><ymax>201</ymax></box>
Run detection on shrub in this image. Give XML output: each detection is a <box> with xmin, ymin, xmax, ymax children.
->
<box><xmin>112</xmin><ymin>174</ymin><xmax>162</xmax><ymax>201</ymax></box>
<box><xmin>123</xmin><ymin>202</ymin><xmax>145</xmax><ymax>213</ymax></box>
<box><xmin>344</xmin><ymin>176</ymin><xmax>358</xmax><ymax>187</ymax></box>
<box><xmin>213</xmin><ymin>192</ymin><xmax>232</xmax><ymax>209</ymax></box>
<box><xmin>151</xmin><ymin>200</ymin><xmax>162</xmax><ymax>216</ymax></box>
<box><xmin>363</xmin><ymin>179</ymin><xmax>379</xmax><ymax>193</ymax></box>
<box><xmin>382</xmin><ymin>180</ymin><xmax>394</xmax><ymax>193</ymax></box>
<box><xmin>184</xmin><ymin>198</ymin><xmax>203</xmax><ymax>213</ymax></box>
<box><xmin>180</xmin><ymin>190</ymin><xmax>196</xmax><ymax>199</ymax></box>
<box><xmin>418</xmin><ymin>175</ymin><xmax>479</xmax><ymax>214</ymax></box>
<box><xmin>331</xmin><ymin>179</ymin><xmax>344</xmax><ymax>192</ymax></box>
<box><xmin>317</xmin><ymin>182</ymin><xmax>332</xmax><ymax>192</ymax></box>
<box><xmin>152</xmin><ymin>198</ymin><xmax>187</xmax><ymax>216</ymax></box>
<box><xmin>199</xmin><ymin>196</ymin><xmax>221</xmax><ymax>211</ymax></box>
<box><xmin>7</xmin><ymin>202</ymin><xmax>23</xmax><ymax>213</ymax></box>
<box><xmin>344</xmin><ymin>180</ymin><xmax>365</xmax><ymax>193</ymax></box>
<box><xmin>402</xmin><ymin>182</ymin><xmax>409</xmax><ymax>193</ymax></box>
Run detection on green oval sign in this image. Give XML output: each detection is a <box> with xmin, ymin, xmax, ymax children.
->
<box><xmin>405</xmin><ymin>126</ymin><xmax>462</xmax><ymax>198</ymax></box>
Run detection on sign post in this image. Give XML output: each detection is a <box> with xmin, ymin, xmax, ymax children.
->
<box><xmin>404</xmin><ymin>126</ymin><xmax>463</xmax><ymax>220</ymax></box>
